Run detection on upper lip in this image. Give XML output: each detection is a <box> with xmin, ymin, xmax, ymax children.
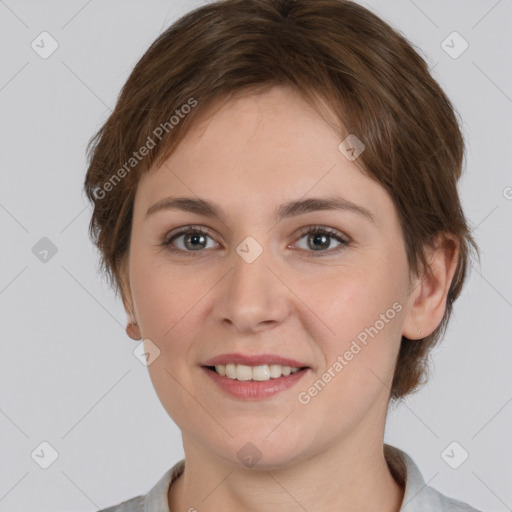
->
<box><xmin>202</xmin><ymin>353</ymin><xmax>309</xmax><ymax>368</ymax></box>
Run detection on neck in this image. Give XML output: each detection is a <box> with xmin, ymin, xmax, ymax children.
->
<box><xmin>168</xmin><ymin>433</ymin><xmax>404</xmax><ymax>512</ymax></box>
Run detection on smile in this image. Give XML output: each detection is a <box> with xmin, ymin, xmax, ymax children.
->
<box><xmin>210</xmin><ymin>363</ymin><xmax>302</xmax><ymax>381</ymax></box>
<box><xmin>202</xmin><ymin>365</ymin><xmax>309</xmax><ymax>400</ymax></box>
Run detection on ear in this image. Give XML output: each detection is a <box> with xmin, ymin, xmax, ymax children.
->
<box><xmin>402</xmin><ymin>233</ymin><xmax>460</xmax><ymax>340</ymax></box>
<box><xmin>119</xmin><ymin>255</ymin><xmax>142</xmax><ymax>341</ymax></box>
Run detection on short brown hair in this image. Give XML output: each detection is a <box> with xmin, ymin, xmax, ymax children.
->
<box><xmin>83</xmin><ymin>0</ymin><xmax>479</xmax><ymax>401</ymax></box>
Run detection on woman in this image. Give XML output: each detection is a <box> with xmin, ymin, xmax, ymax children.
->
<box><xmin>84</xmin><ymin>0</ymin><xmax>482</xmax><ymax>510</ymax></box>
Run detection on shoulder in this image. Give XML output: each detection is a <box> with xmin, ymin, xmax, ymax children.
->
<box><xmin>96</xmin><ymin>495</ymin><xmax>144</xmax><ymax>512</ymax></box>
<box><xmin>95</xmin><ymin>460</ymin><xmax>184</xmax><ymax>512</ymax></box>
<box><xmin>417</xmin><ymin>484</ymin><xmax>483</xmax><ymax>512</ymax></box>
<box><xmin>384</xmin><ymin>444</ymin><xmax>484</xmax><ymax>512</ymax></box>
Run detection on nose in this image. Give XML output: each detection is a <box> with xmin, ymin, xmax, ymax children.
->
<box><xmin>214</xmin><ymin>244</ymin><xmax>292</xmax><ymax>335</ymax></box>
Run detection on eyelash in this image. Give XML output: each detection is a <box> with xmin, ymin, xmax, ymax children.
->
<box><xmin>161</xmin><ymin>224</ymin><xmax>350</xmax><ymax>258</ymax></box>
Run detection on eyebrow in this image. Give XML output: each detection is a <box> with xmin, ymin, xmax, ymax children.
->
<box><xmin>145</xmin><ymin>195</ymin><xmax>376</xmax><ymax>224</ymax></box>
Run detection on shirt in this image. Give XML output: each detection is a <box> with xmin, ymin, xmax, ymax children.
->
<box><xmin>97</xmin><ymin>444</ymin><xmax>483</xmax><ymax>511</ymax></box>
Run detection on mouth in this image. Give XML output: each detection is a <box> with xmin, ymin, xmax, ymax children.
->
<box><xmin>201</xmin><ymin>359</ymin><xmax>310</xmax><ymax>400</ymax></box>
<box><xmin>203</xmin><ymin>363</ymin><xmax>309</xmax><ymax>382</ymax></box>
<box><xmin>200</xmin><ymin>353</ymin><xmax>311</xmax><ymax>399</ymax></box>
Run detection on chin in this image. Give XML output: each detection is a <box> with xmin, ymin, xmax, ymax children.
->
<box><xmin>209</xmin><ymin>430</ymin><xmax>310</xmax><ymax>471</ymax></box>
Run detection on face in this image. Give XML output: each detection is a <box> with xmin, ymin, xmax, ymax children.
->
<box><xmin>122</xmin><ymin>86</ymin><xmax>417</xmax><ymax>469</ymax></box>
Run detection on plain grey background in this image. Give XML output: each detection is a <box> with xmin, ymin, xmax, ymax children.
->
<box><xmin>0</xmin><ymin>0</ymin><xmax>511</xmax><ymax>511</ymax></box>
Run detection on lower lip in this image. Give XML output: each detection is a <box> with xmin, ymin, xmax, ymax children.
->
<box><xmin>202</xmin><ymin>366</ymin><xmax>309</xmax><ymax>399</ymax></box>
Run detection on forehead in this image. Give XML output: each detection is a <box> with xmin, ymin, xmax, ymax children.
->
<box><xmin>183</xmin><ymin>86</ymin><xmax>342</xmax><ymax>151</ymax></box>
<box><xmin>134</xmin><ymin>86</ymin><xmax>393</xmax><ymax>225</ymax></box>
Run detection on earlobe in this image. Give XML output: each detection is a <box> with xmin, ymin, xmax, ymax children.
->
<box><xmin>402</xmin><ymin>234</ymin><xmax>459</xmax><ymax>341</ymax></box>
<box><xmin>126</xmin><ymin>318</ymin><xmax>142</xmax><ymax>340</ymax></box>
<box><xmin>123</xmin><ymin>293</ymin><xmax>142</xmax><ymax>341</ymax></box>
<box><xmin>119</xmin><ymin>255</ymin><xmax>142</xmax><ymax>341</ymax></box>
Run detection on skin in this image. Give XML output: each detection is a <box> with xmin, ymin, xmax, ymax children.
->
<box><xmin>120</xmin><ymin>85</ymin><xmax>459</xmax><ymax>512</ymax></box>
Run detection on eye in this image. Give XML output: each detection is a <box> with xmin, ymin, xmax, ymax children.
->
<box><xmin>292</xmin><ymin>225</ymin><xmax>350</xmax><ymax>258</ymax></box>
<box><xmin>162</xmin><ymin>225</ymin><xmax>218</xmax><ymax>256</ymax></box>
<box><xmin>161</xmin><ymin>224</ymin><xmax>350</xmax><ymax>257</ymax></box>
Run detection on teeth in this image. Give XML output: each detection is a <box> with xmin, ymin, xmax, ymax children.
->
<box><xmin>213</xmin><ymin>363</ymin><xmax>301</xmax><ymax>381</ymax></box>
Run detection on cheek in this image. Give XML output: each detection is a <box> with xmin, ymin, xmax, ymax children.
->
<box><xmin>294</xmin><ymin>268</ymin><xmax>404</xmax><ymax>435</ymax></box>
<box><xmin>305</xmin><ymin>257</ymin><xmax>405</xmax><ymax>378</ymax></box>
<box><xmin>131</xmin><ymin>254</ymin><xmax>205</xmax><ymax>339</ymax></box>
<box><xmin>131</xmin><ymin>262</ymin><xmax>207</xmax><ymax>425</ymax></box>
